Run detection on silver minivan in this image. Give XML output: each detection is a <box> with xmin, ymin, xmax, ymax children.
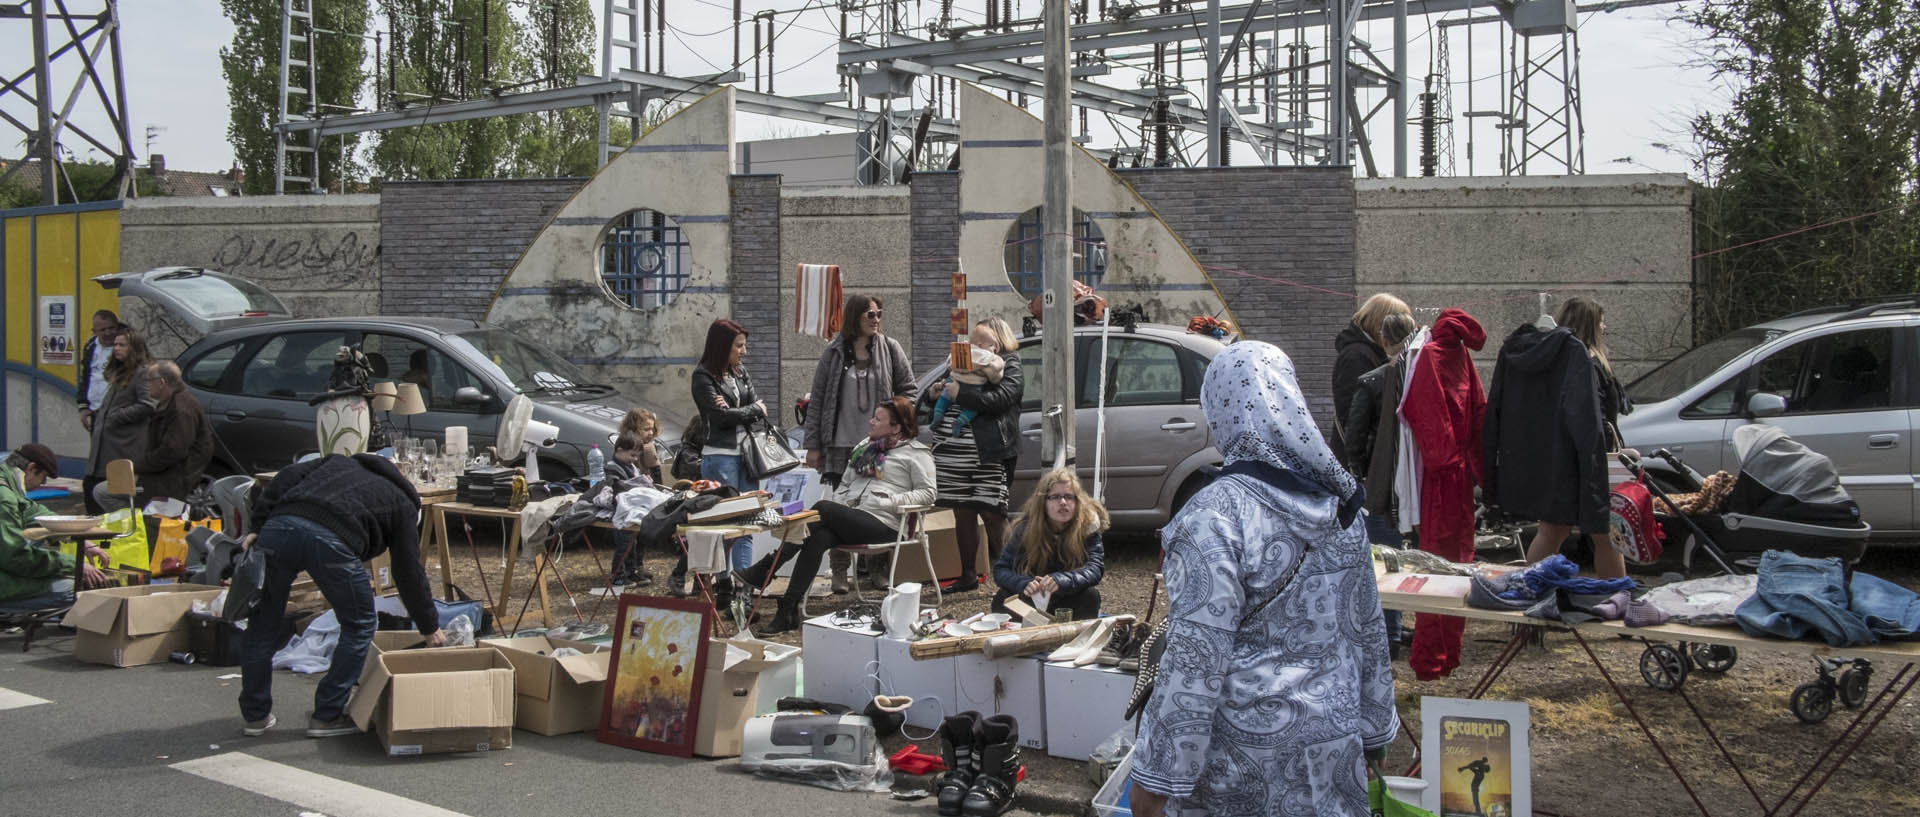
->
<box><xmin>1621</xmin><ymin>301</ymin><xmax>1919</xmax><ymax>541</ymax></box>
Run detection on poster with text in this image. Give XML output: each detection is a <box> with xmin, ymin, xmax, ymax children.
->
<box><xmin>1420</xmin><ymin>697</ymin><xmax>1530</xmax><ymax>817</ymax></box>
<box><xmin>39</xmin><ymin>296</ymin><xmax>75</xmax><ymax>365</ymax></box>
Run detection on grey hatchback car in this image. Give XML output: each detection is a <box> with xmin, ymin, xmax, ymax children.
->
<box><xmin>912</xmin><ymin>322</ymin><xmax>1225</xmax><ymax>529</ymax></box>
<box><xmin>98</xmin><ymin>267</ymin><xmax>681</xmax><ymax>479</ymax></box>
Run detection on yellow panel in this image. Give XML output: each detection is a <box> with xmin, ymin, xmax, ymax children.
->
<box><xmin>4</xmin><ymin>216</ymin><xmax>30</xmax><ymax>365</ymax></box>
<box><xmin>34</xmin><ymin>214</ymin><xmax>78</xmax><ymax>382</ymax></box>
<box><xmin>77</xmin><ymin>209</ymin><xmax>121</xmax><ymax>332</ymax></box>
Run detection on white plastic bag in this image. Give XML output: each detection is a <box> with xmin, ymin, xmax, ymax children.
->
<box><xmin>446</xmin><ymin>614</ymin><xmax>475</xmax><ymax>647</ymax></box>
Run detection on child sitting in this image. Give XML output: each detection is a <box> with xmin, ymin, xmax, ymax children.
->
<box><xmin>609</xmin><ymin>431</ymin><xmax>651</xmax><ymax>586</ymax></box>
<box><xmin>615</xmin><ymin>407</ymin><xmax>664</xmax><ymax>484</ymax></box>
<box><xmin>932</xmin><ymin>324</ymin><xmax>1008</xmax><ymax>432</ymax></box>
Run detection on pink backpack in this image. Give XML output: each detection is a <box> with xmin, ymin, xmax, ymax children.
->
<box><xmin>1609</xmin><ymin>475</ymin><xmax>1666</xmax><ymax>565</ymax></box>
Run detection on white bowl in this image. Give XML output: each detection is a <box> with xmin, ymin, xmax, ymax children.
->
<box><xmin>34</xmin><ymin>515</ymin><xmax>99</xmax><ymax>533</ymax></box>
<box><xmin>968</xmin><ymin>620</ymin><xmax>1000</xmax><ymax>633</ymax></box>
<box><xmin>979</xmin><ymin>613</ymin><xmax>1012</xmax><ymax>627</ymax></box>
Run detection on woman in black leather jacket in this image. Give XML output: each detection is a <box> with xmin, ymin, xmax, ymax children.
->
<box><xmin>922</xmin><ymin>318</ymin><xmax>1024</xmax><ymax>592</ymax></box>
<box><xmin>673</xmin><ymin>319</ymin><xmax>766</xmax><ymax>597</ymax></box>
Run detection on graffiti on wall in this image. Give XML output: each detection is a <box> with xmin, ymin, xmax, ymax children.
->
<box><xmin>211</xmin><ymin>230</ymin><xmax>377</xmax><ymax>289</ymax></box>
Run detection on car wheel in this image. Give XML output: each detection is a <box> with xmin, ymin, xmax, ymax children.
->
<box><xmin>1171</xmin><ymin>474</ymin><xmax>1207</xmax><ymax>518</ymax></box>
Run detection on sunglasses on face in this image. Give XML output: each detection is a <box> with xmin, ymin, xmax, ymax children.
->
<box><xmin>865</xmin><ymin>310</ymin><xmax>883</xmax><ymax>319</ymax></box>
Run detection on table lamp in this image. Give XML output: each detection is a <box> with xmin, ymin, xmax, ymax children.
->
<box><xmin>371</xmin><ymin>381</ymin><xmax>398</xmax><ymax>412</ymax></box>
<box><xmin>393</xmin><ymin>382</ymin><xmax>426</xmax><ymax>436</ymax></box>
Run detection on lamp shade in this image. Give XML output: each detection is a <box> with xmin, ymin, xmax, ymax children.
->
<box><xmin>371</xmin><ymin>381</ymin><xmax>398</xmax><ymax>412</ymax></box>
<box><xmin>392</xmin><ymin>382</ymin><xmax>427</xmax><ymax>416</ymax></box>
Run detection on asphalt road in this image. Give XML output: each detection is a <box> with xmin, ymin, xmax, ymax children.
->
<box><xmin>1</xmin><ymin>630</ymin><xmax>1051</xmax><ymax>817</ymax></box>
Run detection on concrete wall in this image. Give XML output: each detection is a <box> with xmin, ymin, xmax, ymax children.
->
<box><xmin>382</xmin><ymin>178</ymin><xmax>582</xmax><ymax>320</ymax></box>
<box><xmin>486</xmin><ymin>88</ymin><xmax>738</xmax><ymax>421</ymax></box>
<box><xmin>777</xmin><ymin>186</ymin><xmax>913</xmax><ymax>411</ymax></box>
<box><xmin>1354</xmin><ymin>174</ymin><xmax>1694</xmax><ymax>379</ymax></box>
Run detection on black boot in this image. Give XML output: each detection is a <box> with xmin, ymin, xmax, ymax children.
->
<box><xmin>759</xmin><ymin>600</ymin><xmax>801</xmax><ymax>635</ymax></box>
<box><xmin>935</xmin><ymin>711</ymin><xmax>983</xmax><ymax>816</ymax></box>
<box><xmin>961</xmin><ymin>714</ymin><xmax>1021</xmax><ymax>817</ymax></box>
<box><xmin>666</xmin><ymin>572</ymin><xmax>689</xmax><ymax>598</ymax></box>
<box><xmin>863</xmin><ymin>695</ymin><xmax>913</xmax><ymax>739</ymax></box>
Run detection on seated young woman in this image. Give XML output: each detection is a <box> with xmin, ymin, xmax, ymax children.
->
<box><xmin>990</xmin><ymin>468</ymin><xmax>1107</xmax><ymax>621</ymax></box>
<box><xmin>738</xmin><ymin>395</ymin><xmax>935</xmax><ymax>634</ymax></box>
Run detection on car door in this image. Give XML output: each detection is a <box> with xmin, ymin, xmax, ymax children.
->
<box><xmin>1737</xmin><ymin>325</ymin><xmax>1913</xmax><ymax>533</ymax></box>
<box><xmin>224</xmin><ymin>330</ymin><xmax>352</xmax><ymax>472</ymax></box>
<box><xmin>178</xmin><ymin>338</ymin><xmax>251</xmax><ymax>475</ymax></box>
<box><xmin>1077</xmin><ymin>335</ymin><xmax>1202</xmax><ymax>513</ymax></box>
<box><xmin>360</xmin><ymin>331</ymin><xmax>501</xmax><ymax>454</ymax></box>
<box><xmin>1010</xmin><ymin>338</ymin><xmax>1070</xmax><ymax>501</ymax></box>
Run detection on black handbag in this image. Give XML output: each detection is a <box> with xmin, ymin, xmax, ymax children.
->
<box><xmin>743</xmin><ymin>419</ymin><xmax>802</xmax><ymax>479</ymax></box>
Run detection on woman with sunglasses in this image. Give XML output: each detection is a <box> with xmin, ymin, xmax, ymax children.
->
<box><xmin>737</xmin><ymin>396</ymin><xmax>934</xmax><ymax>634</ymax></box>
<box><xmin>801</xmin><ymin>294</ymin><xmax>917</xmax><ymax>593</ymax></box>
<box><xmin>990</xmin><ymin>468</ymin><xmax>1107</xmax><ymax>620</ymax></box>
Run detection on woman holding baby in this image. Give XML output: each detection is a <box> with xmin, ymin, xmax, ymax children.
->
<box><xmin>922</xmin><ymin>317</ymin><xmax>1025</xmax><ymax>593</ymax></box>
<box><xmin>802</xmin><ymin>293</ymin><xmax>918</xmax><ymax>593</ymax></box>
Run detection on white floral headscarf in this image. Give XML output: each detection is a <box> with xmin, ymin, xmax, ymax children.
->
<box><xmin>1201</xmin><ymin>340</ymin><xmax>1360</xmax><ymax>504</ymax></box>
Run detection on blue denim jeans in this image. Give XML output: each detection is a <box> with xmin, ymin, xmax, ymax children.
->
<box><xmin>1736</xmin><ymin>551</ymin><xmax>1876</xmax><ymax>646</ymax></box>
<box><xmin>239</xmin><ymin>515</ymin><xmax>376</xmax><ymax>723</ymax></box>
<box><xmin>0</xmin><ymin>578</ymin><xmax>74</xmax><ymax>614</ymax></box>
<box><xmin>1363</xmin><ymin>510</ymin><xmax>1405</xmax><ymax>639</ymax></box>
<box><xmin>701</xmin><ymin>453</ymin><xmax>759</xmax><ymax>572</ymax></box>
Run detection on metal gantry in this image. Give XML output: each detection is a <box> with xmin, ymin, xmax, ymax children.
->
<box><xmin>0</xmin><ymin>0</ymin><xmax>137</xmax><ymax>204</ymax></box>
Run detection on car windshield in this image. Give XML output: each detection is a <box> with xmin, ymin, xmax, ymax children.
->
<box><xmin>448</xmin><ymin>329</ymin><xmax>607</xmax><ymax>396</ymax></box>
<box><xmin>1627</xmin><ymin>329</ymin><xmax>1777</xmax><ymax>404</ymax></box>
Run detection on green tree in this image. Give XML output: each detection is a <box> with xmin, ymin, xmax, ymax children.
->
<box><xmin>220</xmin><ymin>0</ymin><xmax>368</xmax><ymax>194</ymax></box>
<box><xmin>506</xmin><ymin>0</ymin><xmax>606</xmax><ymax>177</ymax></box>
<box><xmin>1686</xmin><ymin>0</ymin><xmax>1920</xmax><ymax>341</ymax></box>
<box><xmin>370</xmin><ymin>0</ymin><xmax>522</xmax><ymax>180</ymax></box>
<box><xmin>1</xmin><ymin>161</ymin><xmax>161</xmax><ymax>209</ymax></box>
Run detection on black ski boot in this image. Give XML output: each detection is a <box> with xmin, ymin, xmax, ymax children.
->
<box><xmin>759</xmin><ymin>600</ymin><xmax>801</xmax><ymax>635</ymax></box>
<box><xmin>935</xmin><ymin>711</ymin><xmax>983</xmax><ymax>816</ymax></box>
<box><xmin>961</xmin><ymin>714</ymin><xmax>1021</xmax><ymax>817</ymax></box>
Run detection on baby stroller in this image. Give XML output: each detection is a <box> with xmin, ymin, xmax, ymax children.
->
<box><xmin>1624</xmin><ymin>424</ymin><xmax>1874</xmax><ymax>723</ymax></box>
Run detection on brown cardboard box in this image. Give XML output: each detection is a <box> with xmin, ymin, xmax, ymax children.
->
<box><xmin>346</xmin><ymin>646</ymin><xmax>516</xmax><ymax>756</ymax></box>
<box><xmin>694</xmin><ymin>637</ymin><xmax>802</xmax><ymax>758</ymax></box>
<box><xmin>479</xmin><ymin>636</ymin><xmax>610</xmax><ymax>736</ymax></box>
<box><xmin>889</xmin><ymin>509</ymin><xmax>991</xmax><ymax>584</ymax></box>
<box><xmin>67</xmin><ymin>584</ymin><xmax>224</xmax><ymax>667</ymax></box>
<box><xmin>370</xmin><ymin>630</ymin><xmax>430</xmax><ymax>653</ymax></box>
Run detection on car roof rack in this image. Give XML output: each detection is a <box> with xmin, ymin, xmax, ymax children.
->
<box><xmin>1779</xmin><ymin>294</ymin><xmax>1920</xmax><ymax>322</ymax></box>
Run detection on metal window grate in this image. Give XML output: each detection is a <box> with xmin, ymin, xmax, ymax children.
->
<box><xmin>1004</xmin><ymin>208</ymin><xmax>1107</xmax><ymax>299</ymax></box>
<box><xmin>601</xmin><ymin>209</ymin><xmax>691</xmax><ymax>309</ymax></box>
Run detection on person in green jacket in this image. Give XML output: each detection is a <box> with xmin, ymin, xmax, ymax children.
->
<box><xmin>1</xmin><ymin>444</ymin><xmax>107</xmax><ymax>612</ymax></box>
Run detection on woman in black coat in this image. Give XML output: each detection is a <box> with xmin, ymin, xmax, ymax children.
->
<box><xmin>1331</xmin><ymin>293</ymin><xmax>1412</xmax><ymax>471</ymax></box>
<box><xmin>922</xmin><ymin>318</ymin><xmax>1024</xmax><ymax>592</ymax></box>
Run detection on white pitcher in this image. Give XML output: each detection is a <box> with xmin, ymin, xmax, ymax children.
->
<box><xmin>880</xmin><ymin>582</ymin><xmax>923</xmax><ymax>639</ymax></box>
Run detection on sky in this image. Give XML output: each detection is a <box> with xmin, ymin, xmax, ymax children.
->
<box><xmin>17</xmin><ymin>1</ymin><xmax>1722</xmax><ymax>180</ymax></box>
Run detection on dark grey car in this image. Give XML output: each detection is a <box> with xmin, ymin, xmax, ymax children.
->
<box><xmin>98</xmin><ymin>267</ymin><xmax>682</xmax><ymax>478</ymax></box>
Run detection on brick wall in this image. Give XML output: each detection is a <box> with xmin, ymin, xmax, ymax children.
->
<box><xmin>1118</xmin><ymin>167</ymin><xmax>1357</xmax><ymax>424</ymax></box>
<box><xmin>731</xmin><ymin>174</ymin><xmax>784</xmax><ymax>405</ymax></box>
<box><xmin>908</xmin><ymin>171</ymin><xmax>962</xmax><ymax>373</ymax></box>
<box><xmin>379</xmin><ymin>178</ymin><xmax>584</xmax><ymax>319</ymax></box>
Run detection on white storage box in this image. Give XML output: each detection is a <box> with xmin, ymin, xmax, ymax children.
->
<box><xmin>1090</xmin><ymin>747</ymin><xmax>1135</xmax><ymax>817</ymax></box>
<box><xmin>1042</xmin><ymin>661</ymin><xmax>1136</xmax><ymax>760</ymax></box>
<box><xmin>955</xmin><ymin>652</ymin><xmax>1046</xmax><ymax>750</ymax></box>
<box><xmin>801</xmin><ymin>613</ymin><xmax>881</xmax><ymax>710</ymax></box>
<box><xmin>876</xmin><ymin>636</ymin><xmax>957</xmax><ymax>731</ymax></box>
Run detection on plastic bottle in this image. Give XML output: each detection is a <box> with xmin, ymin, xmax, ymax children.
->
<box><xmin>587</xmin><ymin>444</ymin><xmax>606</xmax><ymax>486</ymax></box>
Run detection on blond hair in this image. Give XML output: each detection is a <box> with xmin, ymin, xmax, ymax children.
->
<box><xmin>1555</xmin><ymin>296</ymin><xmax>1611</xmax><ymax>374</ymax></box>
<box><xmin>1014</xmin><ymin>468</ymin><xmax>1108</xmax><ymax>577</ymax></box>
<box><xmin>979</xmin><ymin>317</ymin><xmax>1019</xmax><ymax>354</ymax></box>
<box><xmin>1352</xmin><ymin>293</ymin><xmax>1412</xmax><ymax>347</ymax></box>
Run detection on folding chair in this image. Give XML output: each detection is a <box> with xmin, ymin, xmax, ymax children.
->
<box><xmin>836</xmin><ymin>504</ymin><xmax>941</xmax><ymax>607</ymax></box>
<box><xmin>105</xmin><ymin>458</ymin><xmax>138</xmax><ymax>513</ymax></box>
<box><xmin>0</xmin><ymin>607</ymin><xmax>70</xmax><ymax>652</ymax></box>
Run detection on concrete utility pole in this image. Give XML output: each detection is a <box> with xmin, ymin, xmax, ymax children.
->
<box><xmin>1204</xmin><ymin>0</ymin><xmax>1221</xmax><ymax>166</ymax></box>
<box><xmin>1041</xmin><ymin>0</ymin><xmax>1075</xmax><ymax>467</ymax></box>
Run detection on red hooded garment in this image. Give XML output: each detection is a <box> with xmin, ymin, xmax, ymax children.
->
<box><xmin>1398</xmin><ymin>307</ymin><xmax>1486</xmax><ymax>680</ymax></box>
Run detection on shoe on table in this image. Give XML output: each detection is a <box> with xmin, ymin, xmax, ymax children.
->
<box><xmin>306</xmin><ymin>715</ymin><xmax>358</xmax><ymax>738</ymax></box>
<box><xmin>1097</xmin><ymin>622</ymin><xmax>1136</xmax><ymax>666</ymax></box>
<box><xmin>242</xmin><ymin>713</ymin><xmax>277</xmax><ymax>737</ymax></box>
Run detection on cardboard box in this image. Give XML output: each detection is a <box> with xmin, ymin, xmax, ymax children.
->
<box><xmin>694</xmin><ymin>637</ymin><xmax>804</xmax><ymax>758</ymax></box>
<box><xmin>876</xmin><ymin>636</ymin><xmax>956</xmax><ymax>731</ymax></box>
<box><xmin>801</xmin><ymin>613</ymin><xmax>881</xmax><ymax>710</ymax></box>
<box><xmin>1041</xmin><ymin>662</ymin><xmax>1135</xmax><ymax>761</ymax></box>
<box><xmin>371</xmin><ymin>630</ymin><xmax>431</xmax><ymax>653</ymax></box>
<box><xmin>890</xmin><ymin>509</ymin><xmax>992</xmax><ymax>584</ymax></box>
<box><xmin>346</xmin><ymin>646</ymin><xmax>516</xmax><ymax>756</ymax></box>
<box><xmin>480</xmin><ymin>636</ymin><xmax>610</xmax><ymax>736</ymax></box>
<box><xmin>67</xmin><ymin>584</ymin><xmax>224</xmax><ymax>667</ymax></box>
<box><xmin>956</xmin><ymin>653</ymin><xmax>1047</xmax><ymax>750</ymax></box>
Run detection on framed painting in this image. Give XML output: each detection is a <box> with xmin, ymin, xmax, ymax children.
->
<box><xmin>598</xmin><ymin>595</ymin><xmax>713</xmax><ymax>757</ymax></box>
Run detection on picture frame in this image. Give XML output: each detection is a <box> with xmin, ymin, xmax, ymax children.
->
<box><xmin>598</xmin><ymin>594</ymin><xmax>714</xmax><ymax>757</ymax></box>
<box><xmin>1420</xmin><ymin>696</ymin><xmax>1531</xmax><ymax>817</ymax></box>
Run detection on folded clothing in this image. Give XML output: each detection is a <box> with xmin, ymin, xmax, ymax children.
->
<box><xmin>1640</xmin><ymin>574</ymin><xmax>1757</xmax><ymax>626</ymax></box>
<box><xmin>1737</xmin><ymin>550</ymin><xmax>1920</xmax><ymax>646</ymax></box>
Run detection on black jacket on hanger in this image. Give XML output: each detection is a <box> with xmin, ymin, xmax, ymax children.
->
<box><xmin>1483</xmin><ymin>324</ymin><xmax>1610</xmax><ymax>532</ymax></box>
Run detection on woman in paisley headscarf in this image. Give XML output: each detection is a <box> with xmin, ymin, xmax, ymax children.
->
<box><xmin>1130</xmin><ymin>341</ymin><xmax>1400</xmax><ymax>817</ymax></box>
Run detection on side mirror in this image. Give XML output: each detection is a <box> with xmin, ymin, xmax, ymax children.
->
<box><xmin>454</xmin><ymin>386</ymin><xmax>492</xmax><ymax>406</ymax></box>
<box><xmin>1746</xmin><ymin>392</ymin><xmax>1787</xmax><ymax>418</ymax></box>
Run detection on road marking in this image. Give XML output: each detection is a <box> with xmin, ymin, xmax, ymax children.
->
<box><xmin>171</xmin><ymin>752</ymin><xmax>474</xmax><ymax>817</ymax></box>
<box><xmin>0</xmin><ymin>687</ymin><xmax>51</xmax><ymax>710</ymax></box>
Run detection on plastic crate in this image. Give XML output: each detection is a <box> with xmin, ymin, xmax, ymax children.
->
<box><xmin>186</xmin><ymin>609</ymin><xmax>245</xmax><ymax>666</ymax></box>
<box><xmin>1090</xmin><ymin>747</ymin><xmax>1134</xmax><ymax>817</ymax></box>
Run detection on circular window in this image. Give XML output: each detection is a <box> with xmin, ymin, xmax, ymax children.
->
<box><xmin>1002</xmin><ymin>206</ymin><xmax>1107</xmax><ymax>299</ymax></box>
<box><xmin>599</xmin><ymin>208</ymin><xmax>691</xmax><ymax>309</ymax></box>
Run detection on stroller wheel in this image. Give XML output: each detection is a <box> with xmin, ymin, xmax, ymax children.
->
<box><xmin>1838</xmin><ymin>668</ymin><xmax>1871</xmax><ymax>709</ymax></box>
<box><xmin>1791</xmin><ymin>682</ymin><xmax>1834</xmax><ymax>724</ymax></box>
<box><xmin>1639</xmin><ymin>644</ymin><xmax>1689</xmax><ymax>691</ymax></box>
<box><xmin>1688</xmin><ymin>643</ymin><xmax>1738</xmax><ymax>674</ymax></box>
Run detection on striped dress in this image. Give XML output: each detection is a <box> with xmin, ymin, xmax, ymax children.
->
<box><xmin>930</xmin><ymin>406</ymin><xmax>1010</xmax><ymax>511</ymax></box>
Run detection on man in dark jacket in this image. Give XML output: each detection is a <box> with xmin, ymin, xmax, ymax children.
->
<box><xmin>238</xmin><ymin>454</ymin><xmax>444</xmax><ymax>738</ymax></box>
<box><xmin>95</xmin><ymin>362</ymin><xmax>212</xmax><ymax>508</ymax></box>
